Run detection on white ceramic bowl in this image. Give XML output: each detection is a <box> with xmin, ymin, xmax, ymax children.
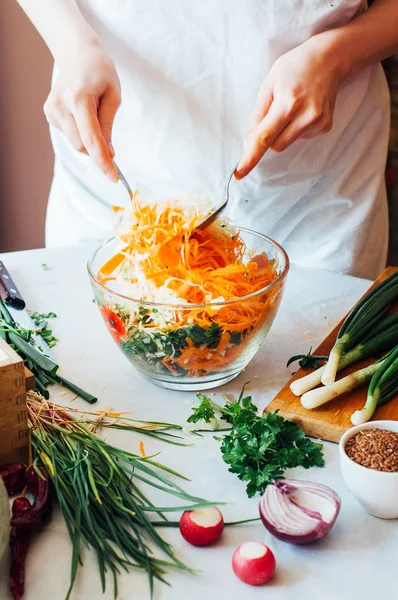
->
<box><xmin>339</xmin><ymin>420</ymin><xmax>398</xmax><ymax>519</ymax></box>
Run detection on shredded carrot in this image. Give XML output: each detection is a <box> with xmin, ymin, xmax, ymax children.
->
<box><xmin>100</xmin><ymin>252</ymin><xmax>124</xmax><ymax>276</ymax></box>
<box><xmin>98</xmin><ymin>192</ymin><xmax>279</xmax><ymax>376</ymax></box>
<box><xmin>139</xmin><ymin>440</ymin><xmax>146</xmax><ymax>457</ymax></box>
<box><xmin>100</xmin><ymin>276</ymin><xmax>117</xmax><ymax>284</ymax></box>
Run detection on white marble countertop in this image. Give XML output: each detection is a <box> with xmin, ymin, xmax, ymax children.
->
<box><xmin>0</xmin><ymin>245</ymin><xmax>397</xmax><ymax>600</ymax></box>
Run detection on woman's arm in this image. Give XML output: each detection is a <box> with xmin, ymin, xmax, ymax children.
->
<box><xmin>236</xmin><ymin>0</ymin><xmax>398</xmax><ymax>179</ymax></box>
<box><xmin>16</xmin><ymin>0</ymin><xmax>96</xmax><ymax>65</ymax></box>
<box><xmin>16</xmin><ymin>0</ymin><xmax>120</xmax><ymax>181</ymax></box>
<box><xmin>329</xmin><ymin>0</ymin><xmax>398</xmax><ymax>77</ymax></box>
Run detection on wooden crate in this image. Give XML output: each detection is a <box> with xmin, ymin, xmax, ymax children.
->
<box><xmin>0</xmin><ymin>338</ymin><xmax>29</xmax><ymax>464</ymax></box>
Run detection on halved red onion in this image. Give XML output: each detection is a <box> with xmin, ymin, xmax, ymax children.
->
<box><xmin>259</xmin><ymin>479</ymin><xmax>341</xmax><ymax>545</ymax></box>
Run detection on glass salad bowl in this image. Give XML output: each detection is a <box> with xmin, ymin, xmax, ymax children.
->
<box><xmin>88</xmin><ymin>228</ymin><xmax>289</xmax><ymax>391</ymax></box>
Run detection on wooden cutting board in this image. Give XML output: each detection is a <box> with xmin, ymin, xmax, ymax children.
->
<box><xmin>264</xmin><ymin>267</ymin><xmax>398</xmax><ymax>444</ymax></box>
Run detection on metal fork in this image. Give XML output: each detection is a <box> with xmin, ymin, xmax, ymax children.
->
<box><xmin>113</xmin><ymin>160</ymin><xmax>134</xmax><ymax>201</ymax></box>
<box><xmin>197</xmin><ymin>163</ymin><xmax>238</xmax><ymax>229</ymax></box>
<box><xmin>114</xmin><ymin>159</ymin><xmax>237</xmax><ymax>228</ymax></box>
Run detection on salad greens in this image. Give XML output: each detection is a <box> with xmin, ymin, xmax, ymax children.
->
<box><xmin>122</xmin><ymin>322</ymin><xmax>223</xmax><ymax>363</ymax></box>
<box><xmin>187</xmin><ymin>388</ymin><xmax>325</xmax><ymax>497</ymax></box>
<box><xmin>101</xmin><ymin>296</ymin><xmax>253</xmax><ymax>379</ymax></box>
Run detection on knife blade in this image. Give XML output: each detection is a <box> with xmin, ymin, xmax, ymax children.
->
<box><xmin>0</xmin><ymin>262</ymin><xmax>54</xmax><ymax>358</ymax></box>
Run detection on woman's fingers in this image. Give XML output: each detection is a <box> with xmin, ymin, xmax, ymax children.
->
<box><xmin>44</xmin><ymin>90</ymin><xmax>118</xmax><ymax>179</ymax></box>
<box><xmin>42</xmin><ymin>43</ymin><xmax>122</xmax><ymax>181</ymax></box>
<box><xmin>43</xmin><ymin>96</ymin><xmax>61</xmax><ymax>129</ymax></box>
<box><xmin>238</xmin><ymin>34</ymin><xmax>343</xmax><ymax>178</ymax></box>
<box><xmin>235</xmin><ymin>101</ymin><xmax>290</xmax><ymax>179</ymax></box>
<box><xmin>44</xmin><ymin>96</ymin><xmax>86</xmax><ymax>152</ymax></box>
<box><xmin>73</xmin><ymin>96</ymin><xmax>118</xmax><ymax>181</ymax></box>
<box><xmin>248</xmin><ymin>77</ymin><xmax>274</xmax><ymax>136</ymax></box>
<box><xmin>98</xmin><ymin>88</ymin><xmax>121</xmax><ymax>158</ymax></box>
<box><xmin>58</xmin><ymin>113</ymin><xmax>87</xmax><ymax>154</ymax></box>
<box><xmin>237</xmin><ymin>96</ymin><xmax>334</xmax><ymax>178</ymax></box>
<box><xmin>271</xmin><ymin>110</ymin><xmax>333</xmax><ymax>152</ymax></box>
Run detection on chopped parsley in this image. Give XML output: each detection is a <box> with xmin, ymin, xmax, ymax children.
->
<box><xmin>187</xmin><ymin>387</ymin><xmax>325</xmax><ymax>497</ymax></box>
<box><xmin>187</xmin><ymin>393</ymin><xmax>217</xmax><ymax>423</ymax></box>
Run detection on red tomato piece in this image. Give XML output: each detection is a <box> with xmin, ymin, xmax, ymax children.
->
<box><xmin>100</xmin><ymin>305</ymin><xmax>127</xmax><ymax>344</ymax></box>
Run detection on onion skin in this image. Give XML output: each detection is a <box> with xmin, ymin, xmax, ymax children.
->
<box><xmin>260</xmin><ymin>511</ymin><xmax>330</xmax><ymax>545</ymax></box>
<box><xmin>259</xmin><ymin>479</ymin><xmax>341</xmax><ymax>545</ymax></box>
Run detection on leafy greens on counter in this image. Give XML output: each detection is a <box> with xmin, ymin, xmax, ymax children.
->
<box><xmin>0</xmin><ymin>300</ymin><xmax>97</xmax><ymax>404</ymax></box>
<box><xmin>187</xmin><ymin>388</ymin><xmax>325</xmax><ymax>497</ymax></box>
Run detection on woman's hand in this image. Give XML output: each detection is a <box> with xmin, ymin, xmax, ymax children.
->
<box><xmin>235</xmin><ymin>35</ymin><xmax>346</xmax><ymax>180</ymax></box>
<box><xmin>44</xmin><ymin>39</ymin><xmax>121</xmax><ymax>182</ymax></box>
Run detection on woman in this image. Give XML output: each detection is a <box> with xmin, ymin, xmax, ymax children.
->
<box><xmin>17</xmin><ymin>0</ymin><xmax>398</xmax><ymax>279</ymax></box>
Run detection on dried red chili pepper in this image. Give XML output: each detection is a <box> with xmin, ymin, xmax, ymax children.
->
<box><xmin>0</xmin><ymin>464</ymin><xmax>26</xmax><ymax>496</ymax></box>
<box><xmin>11</xmin><ymin>466</ymin><xmax>52</xmax><ymax>531</ymax></box>
<box><xmin>9</xmin><ymin>496</ymin><xmax>32</xmax><ymax>600</ymax></box>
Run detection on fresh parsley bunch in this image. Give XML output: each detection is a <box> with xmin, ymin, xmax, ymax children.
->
<box><xmin>188</xmin><ymin>388</ymin><xmax>324</xmax><ymax>497</ymax></box>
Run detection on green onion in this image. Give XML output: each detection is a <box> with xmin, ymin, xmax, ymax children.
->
<box><xmin>0</xmin><ymin>299</ymin><xmax>14</xmax><ymax>325</ymax></box>
<box><xmin>34</xmin><ymin>369</ymin><xmax>51</xmax><ymax>388</ymax></box>
<box><xmin>301</xmin><ymin>357</ymin><xmax>386</xmax><ymax>409</ymax></box>
<box><xmin>378</xmin><ymin>370</ymin><xmax>398</xmax><ymax>405</ymax></box>
<box><xmin>55</xmin><ymin>374</ymin><xmax>98</xmax><ymax>404</ymax></box>
<box><xmin>27</xmin><ymin>394</ymin><xmax>218</xmax><ymax>598</ymax></box>
<box><xmin>33</xmin><ymin>377</ymin><xmax>50</xmax><ymax>399</ymax></box>
<box><xmin>102</xmin><ymin>421</ymin><xmax>190</xmax><ymax>446</ymax></box>
<box><xmin>361</xmin><ymin>311</ymin><xmax>398</xmax><ymax>342</ymax></box>
<box><xmin>0</xmin><ymin>299</ymin><xmax>97</xmax><ymax>404</ymax></box>
<box><xmin>291</xmin><ymin>313</ymin><xmax>398</xmax><ymax>396</ymax></box>
<box><xmin>8</xmin><ymin>331</ymin><xmax>59</xmax><ymax>376</ymax></box>
<box><xmin>351</xmin><ymin>345</ymin><xmax>398</xmax><ymax>424</ymax></box>
<box><xmin>322</xmin><ymin>271</ymin><xmax>398</xmax><ymax>385</ymax></box>
<box><xmin>152</xmin><ymin>517</ymin><xmax>260</xmax><ymax>527</ymax></box>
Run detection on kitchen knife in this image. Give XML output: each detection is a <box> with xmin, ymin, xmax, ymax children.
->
<box><xmin>0</xmin><ymin>262</ymin><xmax>54</xmax><ymax>358</ymax></box>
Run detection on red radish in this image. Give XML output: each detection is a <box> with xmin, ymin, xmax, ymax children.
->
<box><xmin>232</xmin><ymin>542</ymin><xmax>276</xmax><ymax>586</ymax></box>
<box><xmin>179</xmin><ymin>507</ymin><xmax>224</xmax><ymax>546</ymax></box>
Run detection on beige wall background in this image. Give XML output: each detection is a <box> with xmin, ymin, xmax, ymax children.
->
<box><xmin>0</xmin><ymin>2</ymin><xmax>54</xmax><ymax>252</ymax></box>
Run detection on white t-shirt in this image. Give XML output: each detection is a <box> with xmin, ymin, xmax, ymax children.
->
<box><xmin>46</xmin><ymin>0</ymin><xmax>390</xmax><ymax>280</ymax></box>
